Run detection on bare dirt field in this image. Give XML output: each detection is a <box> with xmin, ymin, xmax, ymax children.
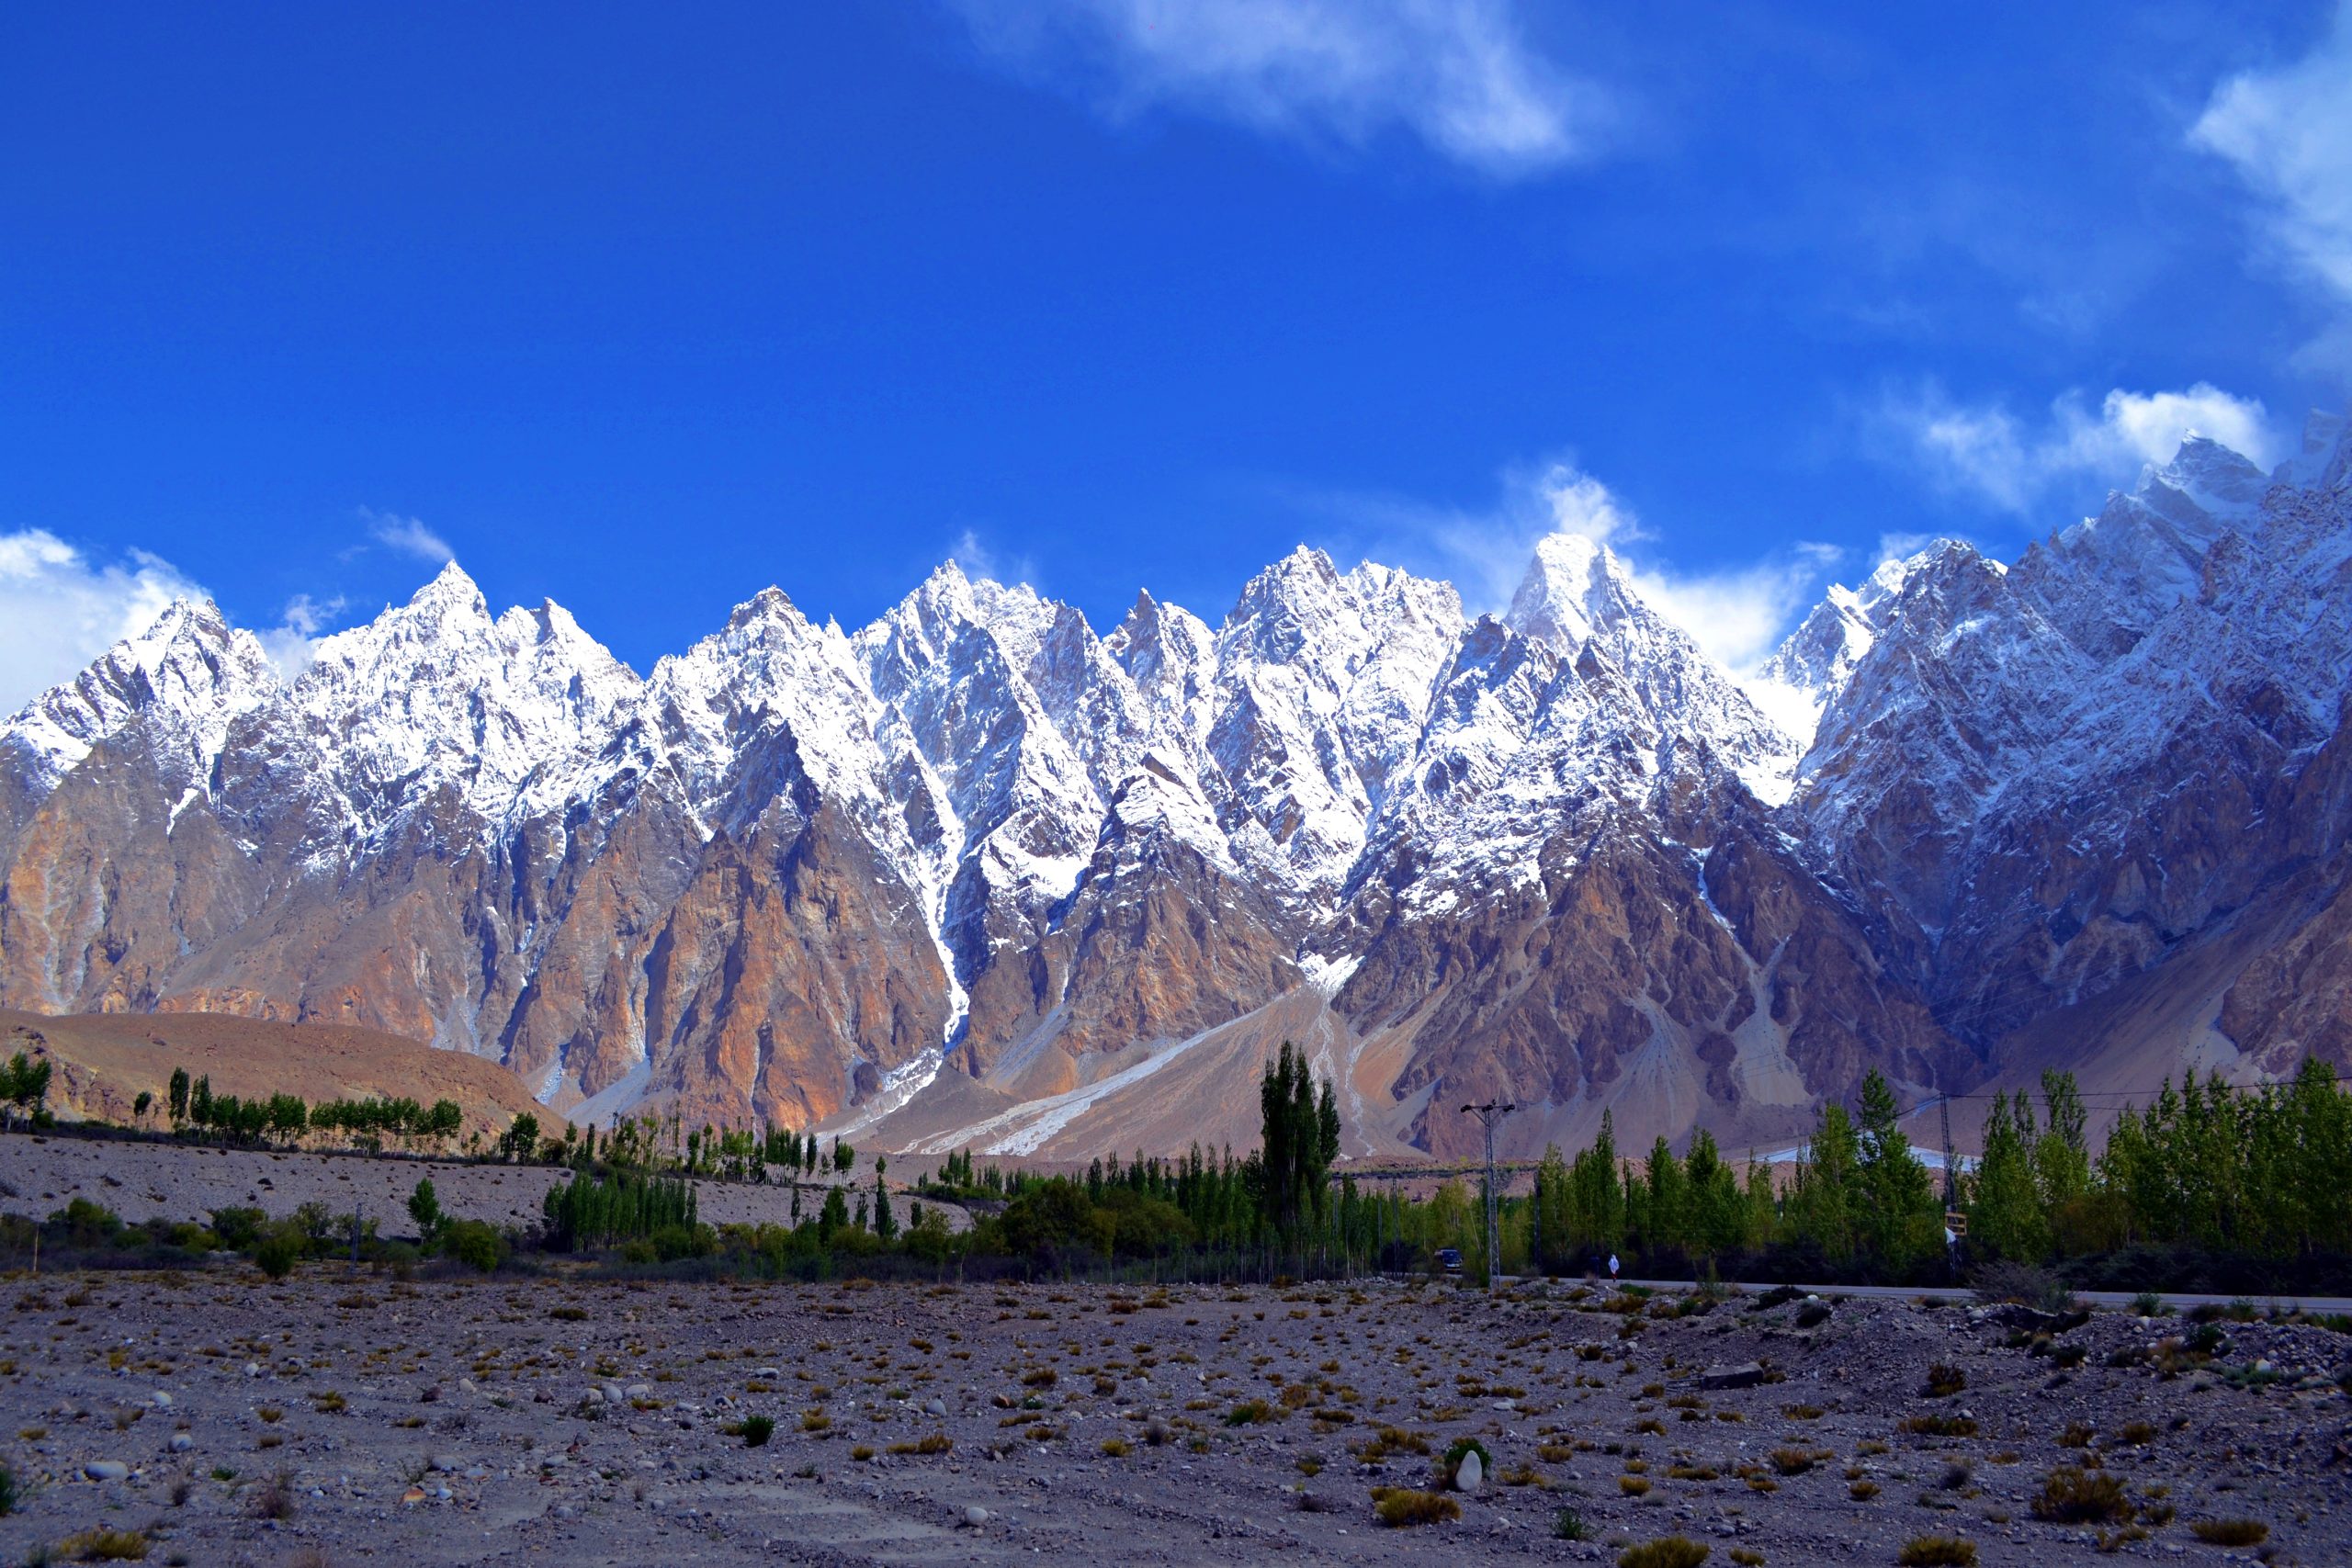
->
<box><xmin>1</xmin><ymin>1263</ymin><xmax>2346</xmax><ymax>1566</ymax></box>
<box><xmin>0</xmin><ymin>1133</ymin><xmax>967</xmax><ymax>1244</ymax></box>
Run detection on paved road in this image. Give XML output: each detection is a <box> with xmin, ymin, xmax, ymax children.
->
<box><xmin>1508</xmin><ymin>1275</ymin><xmax>2352</xmax><ymax>1314</ymax></box>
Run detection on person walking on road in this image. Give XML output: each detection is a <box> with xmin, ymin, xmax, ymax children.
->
<box><xmin>1608</xmin><ymin>1253</ymin><xmax>1620</xmax><ymax>1282</ymax></box>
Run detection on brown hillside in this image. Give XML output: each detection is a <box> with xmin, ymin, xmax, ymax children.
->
<box><xmin>0</xmin><ymin>1009</ymin><xmax>554</xmax><ymax>1142</ymax></box>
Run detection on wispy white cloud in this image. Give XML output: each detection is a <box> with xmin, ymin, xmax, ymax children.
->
<box><xmin>1628</xmin><ymin>539</ymin><xmax>1845</xmax><ymax>679</ymax></box>
<box><xmin>1881</xmin><ymin>381</ymin><xmax>2277</xmax><ymax>513</ymax></box>
<box><xmin>1311</xmin><ymin>459</ymin><xmax>1837</xmax><ymax>678</ymax></box>
<box><xmin>940</xmin><ymin>0</ymin><xmax>1606</xmax><ymax>177</ymax></box>
<box><xmin>2192</xmin><ymin>5</ymin><xmax>2352</xmax><ymax>310</ymax></box>
<box><xmin>0</xmin><ymin>530</ymin><xmax>208</xmax><ymax>713</ymax></box>
<box><xmin>365</xmin><ymin>509</ymin><xmax>455</xmax><ymax>564</ymax></box>
<box><xmin>950</xmin><ymin>527</ymin><xmax>1041</xmax><ymax>591</ymax></box>
<box><xmin>257</xmin><ymin>592</ymin><xmax>349</xmax><ymax>680</ymax></box>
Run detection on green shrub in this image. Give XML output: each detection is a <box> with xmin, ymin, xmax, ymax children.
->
<box><xmin>209</xmin><ymin>1206</ymin><xmax>266</xmax><ymax>1250</ymax></box>
<box><xmin>253</xmin><ymin>1230</ymin><xmax>300</xmax><ymax>1280</ymax></box>
<box><xmin>440</xmin><ymin>1220</ymin><xmax>508</xmax><ymax>1273</ymax></box>
<box><xmin>741</xmin><ymin>1415</ymin><xmax>775</xmax><ymax>1448</ymax></box>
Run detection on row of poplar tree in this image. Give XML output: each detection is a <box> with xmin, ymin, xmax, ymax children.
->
<box><xmin>1518</xmin><ymin>1059</ymin><xmax>2352</xmax><ymax>1278</ymax></box>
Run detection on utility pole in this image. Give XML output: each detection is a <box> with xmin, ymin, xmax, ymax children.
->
<box><xmin>1460</xmin><ymin>1101</ymin><xmax>1515</xmax><ymax>1291</ymax></box>
<box><xmin>1531</xmin><ymin>1168</ymin><xmax>1543</xmax><ymax>1280</ymax></box>
<box><xmin>1939</xmin><ymin>1096</ymin><xmax>1958</xmax><ymax>1208</ymax></box>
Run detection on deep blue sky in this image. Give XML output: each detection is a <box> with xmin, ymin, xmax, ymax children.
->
<box><xmin>2</xmin><ymin>2</ymin><xmax>2346</xmax><ymax>698</ymax></box>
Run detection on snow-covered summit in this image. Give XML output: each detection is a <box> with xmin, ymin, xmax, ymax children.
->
<box><xmin>2</xmin><ymin>596</ymin><xmax>279</xmax><ymax>795</ymax></box>
<box><xmin>1507</xmin><ymin>531</ymin><xmax>1803</xmax><ymax>803</ymax></box>
<box><xmin>289</xmin><ymin>560</ymin><xmax>639</xmax><ymax>837</ymax></box>
<box><xmin>1752</xmin><ymin>544</ymin><xmax>1951</xmax><ymax>747</ymax></box>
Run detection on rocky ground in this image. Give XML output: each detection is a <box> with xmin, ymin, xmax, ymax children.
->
<box><xmin>1</xmin><ymin>1267</ymin><xmax>2347</xmax><ymax>1566</ymax></box>
<box><xmin>0</xmin><ymin>1134</ymin><xmax>970</xmax><ymax>1243</ymax></box>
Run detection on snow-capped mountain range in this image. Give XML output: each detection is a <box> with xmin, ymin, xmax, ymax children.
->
<box><xmin>5</xmin><ymin>412</ymin><xmax>2348</xmax><ymax>1159</ymax></box>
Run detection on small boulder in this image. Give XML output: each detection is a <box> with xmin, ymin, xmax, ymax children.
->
<box><xmin>925</xmin><ymin>1398</ymin><xmax>949</xmax><ymax>1417</ymax></box>
<box><xmin>167</xmin><ymin>1433</ymin><xmax>194</xmax><ymax>1454</ymax></box>
<box><xmin>963</xmin><ymin>1505</ymin><xmax>990</xmax><ymax>1528</ymax></box>
<box><xmin>1699</xmin><ymin>1362</ymin><xmax>1769</xmax><ymax>1391</ymax></box>
<box><xmin>1454</xmin><ymin>1449</ymin><xmax>1484</xmax><ymax>1493</ymax></box>
<box><xmin>626</xmin><ymin>1382</ymin><xmax>653</xmax><ymax>1401</ymax></box>
<box><xmin>85</xmin><ymin>1461</ymin><xmax>130</xmax><ymax>1482</ymax></box>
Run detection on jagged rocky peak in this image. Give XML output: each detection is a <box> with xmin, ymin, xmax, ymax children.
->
<box><xmin>1104</xmin><ymin>588</ymin><xmax>1216</xmax><ymax>731</ymax></box>
<box><xmin>288</xmin><ymin>559</ymin><xmax>642</xmax><ymax>832</ymax></box>
<box><xmin>638</xmin><ymin>581</ymin><xmax>890</xmax><ymax>812</ymax></box>
<box><xmin>3</xmin><ymin>594</ymin><xmax>280</xmax><ymax>792</ymax></box>
<box><xmin>2280</xmin><ymin>405</ymin><xmax>2351</xmax><ymax>489</ymax></box>
<box><xmin>1504</xmin><ymin>530</ymin><xmax>1634</xmax><ymax>652</ymax></box>
<box><xmin>2017</xmin><ymin>434</ymin><xmax>2279</xmax><ymax>661</ymax></box>
<box><xmin>1503</xmin><ymin>529</ymin><xmax>1802</xmax><ymax>802</ymax></box>
<box><xmin>1755</xmin><ymin>546</ymin><xmax>1947</xmax><ymax>744</ymax></box>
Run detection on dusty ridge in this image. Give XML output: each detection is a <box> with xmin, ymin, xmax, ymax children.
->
<box><xmin>0</xmin><ymin>1008</ymin><xmax>552</xmax><ymax>1142</ymax></box>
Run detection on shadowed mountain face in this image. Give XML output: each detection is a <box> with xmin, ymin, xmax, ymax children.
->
<box><xmin>5</xmin><ymin>414</ymin><xmax>2349</xmax><ymax>1157</ymax></box>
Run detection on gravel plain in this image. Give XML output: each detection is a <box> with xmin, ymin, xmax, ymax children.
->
<box><xmin>3</xmin><ymin>1263</ymin><xmax>2349</xmax><ymax>1565</ymax></box>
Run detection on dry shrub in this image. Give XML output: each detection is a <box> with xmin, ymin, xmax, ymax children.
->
<box><xmin>1371</xmin><ymin>1487</ymin><xmax>1460</xmax><ymax>1528</ymax></box>
<box><xmin>1617</xmin><ymin>1538</ymin><xmax>1710</xmax><ymax>1568</ymax></box>
<box><xmin>250</xmin><ymin>1468</ymin><xmax>297</xmax><ymax>1520</ymax></box>
<box><xmin>1896</xmin><ymin>1537</ymin><xmax>1977</xmax><ymax>1567</ymax></box>
<box><xmin>2030</xmin><ymin>1465</ymin><xmax>2130</xmax><ymax>1525</ymax></box>
<box><xmin>2188</xmin><ymin>1519</ymin><xmax>2267</xmax><ymax>1548</ymax></box>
